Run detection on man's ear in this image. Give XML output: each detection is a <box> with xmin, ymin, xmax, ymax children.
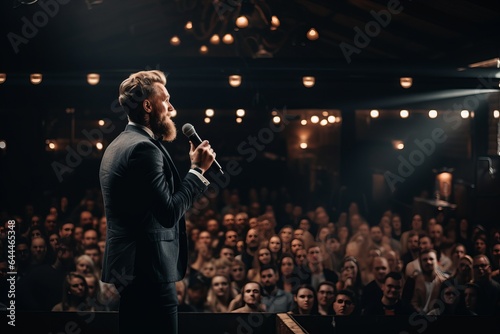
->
<box><xmin>143</xmin><ymin>99</ymin><xmax>151</xmax><ymax>113</ymax></box>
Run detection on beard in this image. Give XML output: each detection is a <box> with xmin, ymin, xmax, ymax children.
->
<box><xmin>150</xmin><ymin>110</ymin><xmax>177</xmax><ymax>142</ymax></box>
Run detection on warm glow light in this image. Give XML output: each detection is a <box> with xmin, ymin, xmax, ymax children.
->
<box><xmin>428</xmin><ymin>110</ymin><xmax>438</xmax><ymax>118</ymax></box>
<box><xmin>170</xmin><ymin>36</ymin><xmax>181</xmax><ymax>46</ymax></box>
<box><xmin>322</xmin><ymin>111</ymin><xmax>328</xmax><ymax>117</ymax></box>
<box><xmin>392</xmin><ymin>140</ymin><xmax>404</xmax><ymax>150</ymax></box>
<box><xmin>222</xmin><ymin>34</ymin><xmax>234</xmax><ymax>44</ymax></box>
<box><xmin>87</xmin><ymin>73</ymin><xmax>100</xmax><ymax>85</ymax></box>
<box><xmin>327</xmin><ymin>115</ymin><xmax>336</xmax><ymax>123</ymax></box>
<box><xmin>204</xmin><ymin>117</ymin><xmax>211</xmax><ymax>123</ymax></box>
<box><xmin>306</xmin><ymin>28</ymin><xmax>319</xmax><ymax>41</ymax></box>
<box><xmin>96</xmin><ymin>142</ymin><xmax>104</xmax><ymax>150</ymax></box>
<box><xmin>236</xmin><ymin>117</ymin><xmax>243</xmax><ymax>123</ymax></box>
<box><xmin>400</xmin><ymin>77</ymin><xmax>413</xmax><ymax>88</ymax></box>
<box><xmin>273</xmin><ymin>116</ymin><xmax>281</xmax><ymax>124</ymax></box>
<box><xmin>0</xmin><ymin>140</ymin><xmax>6</xmax><ymax>149</ymax></box>
<box><xmin>0</xmin><ymin>73</ymin><xmax>6</xmax><ymax>84</ymax></box>
<box><xmin>271</xmin><ymin>16</ymin><xmax>280</xmax><ymax>29</ymax></box>
<box><xmin>205</xmin><ymin>109</ymin><xmax>215</xmax><ymax>117</ymax></box>
<box><xmin>310</xmin><ymin>115</ymin><xmax>319</xmax><ymax>123</ymax></box>
<box><xmin>236</xmin><ymin>109</ymin><xmax>245</xmax><ymax>117</ymax></box>
<box><xmin>235</xmin><ymin>16</ymin><xmax>249</xmax><ymax>28</ymax></box>
<box><xmin>301</xmin><ymin>119</ymin><xmax>307</xmax><ymax>125</ymax></box>
<box><xmin>209</xmin><ymin>34</ymin><xmax>220</xmax><ymax>44</ymax></box>
<box><xmin>370</xmin><ymin>109</ymin><xmax>379</xmax><ymax>118</ymax></box>
<box><xmin>199</xmin><ymin>45</ymin><xmax>208</xmax><ymax>54</ymax></box>
<box><xmin>494</xmin><ymin>110</ymin><xmax>500</xmax><ymax>118</ymax></box>
<box><xmin>30</xmin><ymin>73</ymin><xmax>42</xmax><ymax>85</ymax></box>
<box><xmin>320</xmin><ymin>119</ymin><xmax>328</xmax><ymax>126</ymax></box>
<box><xmin>400</xmin><ymin>110</ymin><xmax>409</xmax><ymax>118</ymax></box>
<box><xmin>300</xmin><ymin>142</ymin><xmax>308</xmax><ymax>149</ymax></box>
<box><xmin>229</xmin><ymin>75</ymin><xmax>242</xmax><ymax>87</ymax></box>
<box><xmin>302</xmin><ymin>76</ymin><xmax>315</xmax><ymax>88</ymax></box>
<box><xmin>461</xmin><ymin>110</ymin><xmax>470</xmax><ymax>118</ymax></box>
<box><xmin>98</xmin><ymin>119</ymin><xmax>105</xmax><ymax>126</ymax></box>
<box><xmin>185</xmin><ymin>21</ymin><xmax>192</xmax><ymax>30</ymax></box>
<box><xmin>47</xmin><ymin>141</ymin><xmax>56</xmax><ymax>150</ymax></box>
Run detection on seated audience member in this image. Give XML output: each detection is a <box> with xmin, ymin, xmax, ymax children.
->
<box><xmin>176</xmin><ymin>280</ymin><xmax>196</xmax><ymax>312</ymax></box>
<box><xmin>427</xmin><ymin>279</ymin><xmax>468</xmax><ymax>315</ymax></box>
<box><xmin>332</xmin><ymin>289</ymin><xmax>357</xmax><ymax>316</ymax></box>
<box><xmin>260</xmin><ymin>265</ymin><xmax>294</xmax><ymax>313</ymax></box>
<box><xmin>52</xmin><ymin>272</ymin><xmax>93</xmax><ymax>312</ymax></box>
<box><xmin>84</xmin><ymin>272</ymin><xmax>108</xmax><ymax>311</ymax></box>
<box><xmin>472</xmin><ymin>254</ymin><xmax>500</xmax><ymax>316</ymax></box>
<box><xmin>336</xmin><ymin>256</ymin><xmax>364</xmax><ymax>300</ymax></box>
<box><xmin>277</xmin><ymin>253</ymin><xmax>299</xmax><ymax>293</ymax></box>
<box><xmin>296</xmin><ymin>243</ymin><xmax>338</xmax><ymax>290</ymax></box>
<box><xmin>360</xmin><ymin>256</ymin><xmax>389</xmax><ymax>311</ymax></box>
<box><xmin>230</xmin><ymin>259</ymin><xmax>248</xmax><ymax>294</ymax></box>
<box><xmin>205</xmin><ymin>274</ymin><xmax>235</xmax><ymax>313</ymax></box>
<box><xmin>317</xmin><ymin>281</ymin><xmax>336</xmax><ymax>315</ymax></box>
<box><xmin>363</xmin><ymin>272</ymin><xmax>415</xmax><ymax>315</ymax></box>
<box><xmin>185</xmin><ymin>274</ymin><xmax>210</xmax><ymax>312</ymax></box>
<box><xmin>290</xmin><ymin>284</ymin><xmax>319</xmax><ymax>315</ymax></box>
<box><xmin>231</xmin><ymin>281</ymin><xmax>266</xmax><ymax>312</ymax></box>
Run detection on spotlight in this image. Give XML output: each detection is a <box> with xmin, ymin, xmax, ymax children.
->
<box><xmin>205</xmin><ymin>109</ymin><xmax>215</xmax><ymax>117</ymax></box>
<box><xmin>302</xmin><ymin>76</ymin><xmax>315</xmax><ymax>88</ymax></box>
<box><xmin>87</xmin><ymin>73</ymin><xmax>100</xmax><ymax>85</ymax></box>
<box><xmin>400</xmin><ymin>77</ymin><xmax>413</xmax><ymax>88</ymax></box>
<box><xmin>370</xmin><ymin>110</ymin><xmax>379</xmax><ymax>118</ymax></box>
<box><xmin>30</xmin><ymin>73</ymin><xmax>42</xmax><ymax>85</ymax></box>
<box><xmin>229</xmin><ymin>75</ymin><xmax>242</xmax><ymax>87</ymax></box>
<box><xmin>236</xmin><ymin>109</ymin><xmax>245</xmax><ymax>117</ymax></box>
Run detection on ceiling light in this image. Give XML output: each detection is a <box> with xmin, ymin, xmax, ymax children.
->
<box><xmin>236</xmin><ymin>109</ymin><xmax>245</xmax><ymax>117</ymax></box>
<box><xmin>400</xmin><ymin>110</ymin><xmax>409</xmax><ymax>118</ymax></box>
<box><xmin>87</xmin><ymin>73</ymin><xmax>100</xmax><ymax>85</ymax></box>
<box><xmin>170</xmin><ymin>36</ymin><xmax>181</xmax><ymax>46</ymax></box>
<box><xmin>0</xmin><ymin>73</ymin><xmax>6</xmax><ymax>84</ymax></box>
<box><xmin>30</xmin><ymin>73</ymin><xmax>42</xmax><ymax>85</ymax></box>
<box><xmin>98</xmin><ymin>119</ymin><xmax>105</xmax><ymax>126</ymax></box>
<box><xmin>327</xmin><ymin>115</ymin><xmax>336</xmax><ymax>123</ymax></box>
<box><xmin>320</xmin><ymin>119</ymin><xmax>328</xmax><ymax>126</ymax></box>
<box><xmin>310</xmin><ymin>115</ymin><xmax>319</xmax><ymax>124</ymax></box>
<box><xmin>236</xmin><ymin>117</ymin><xmax>243</xmax><ymax>123</ymax></box>
<box><xmin>0</xmin><ymin>140</ymin><xmax>6</xmax><ymax>150</ymax></box>
<box><xmin>185</xmin><ymin>21</ymin><xmax>192</xmax><ymax>30</ymax></box>
<box><xmin>96</xmin><ymin>142</ymin><xmax>104</xmax><ymax>150</ymax></box>
<box><xmin>210</xmin><ymin>34</ymin><xmax>220</xmax><ymax>44</ymax></box>
<box><xmin>222</xmin><ymin>34</ymin><xmax>234</xmax><ymax>44</ymax></box>
<box><xmin>494</xmin><ymin>110</ymin><xmax>499</xmax><ymax>118</ymax></box>
<box><xmin>204</xmin><ymin>117</ymin><xmax>211</xmax><ymax>123</ymax></box>
<box><xmin>235</xmin><ymin>16</ymin><xmax>249</xmax><ymax>28</ymax></box>
<box><xmin>300</xmin><ymin>142</ymin><xmax>308</xmax><ymax>149</ymax></box>
<box><xmin>229</xmin><ymin>75</ymin><xmax>242</xmax><ymax>87</ymax></box>
<box><xmin>205</xmin><ymin>109</ymin><xmax>215</xmax><ymax>117</ymax></box>
<box><xmin>273</xmin><ymin>116</ymin><xmax>281</xmax><ymax>124</ymax></box>
<box><xmin>306</xmin><ymin>28</ymin><xmax>319</xmax><ymax>41</ymax></box>
<box><xmin>392</xmin><ymin>140</ymin><xmax>404</xmax><ymax>150</ymax></box>
<box><xmin>428</xmin><ymin>110</ymin><xmax>438</xmax><ymax>118</ymax></box>
<box><xmin>302</xmin><ymin>76</ymin><xmax>315</xmax><ymax>88</ymax></box>
<box><xmin>460</xmin><ymin>110</ymin><xmax>470</xmax><ymax>118</ymax></box>
<box><xmin>370</xmin><ymin>110</ymin><xmax>379</xmax><ymax>118</ymax></box>
<box><xmin>400</xmin><ymin>77</ymin><xmax>413</xmax><ymax>88</ymax></box>
<box><xmin>301</xmin><ymin>119</ymin><xmax>307</xmax><ymax>125</ymax></box>
<box><xmin>271</xmin><ymin>16</ymin><xmax>280</xmax><ymax>30</ymax></box>
<box><xmin>199</xmin><ymin>45</ymin><xmax>208</xmax><ymax>54</ymax></box>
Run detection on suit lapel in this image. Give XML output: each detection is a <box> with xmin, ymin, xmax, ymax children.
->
<box><xmin>151</xmin><ymin>138</ymin><xmax>181</xmax><ymax>190</ymax></box>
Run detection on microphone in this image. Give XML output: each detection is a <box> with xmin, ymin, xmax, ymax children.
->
<box><xmin>182</xmin><ymin>123</ymin><xmax>223</xmax><ymax>174</ymax></box>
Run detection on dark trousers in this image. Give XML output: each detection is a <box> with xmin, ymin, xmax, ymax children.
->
<box><xmin>115</xmin><ymin>277</ymin><xmax>178</xmax><ymax>334</ymax></box>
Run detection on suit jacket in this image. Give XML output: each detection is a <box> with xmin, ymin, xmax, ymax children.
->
<box><xmin>411</xmin><ymin>271</ymin><xmax>448</xmax><ymax>313</ymax></box>
<box><xmin>99</xmin><ymin>124</ymin><xmax>208</xmax><ymax>284</ymax></box>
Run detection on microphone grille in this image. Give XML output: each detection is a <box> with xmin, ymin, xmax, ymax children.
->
<box><xmin>182</xmin><ymin>123</ymin><xmax>196</xmax><ymax>137</ymax></box>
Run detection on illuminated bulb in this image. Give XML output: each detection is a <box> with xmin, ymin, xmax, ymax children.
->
<box><xmin>236</xmin><ymin>117</ymin><xmax>243</xmax><ymax>123</ymax></box>
<box><xmin>300</xmin><ymin>142</ymin><xmax>308</xmax><ymax>149</ymax></box>
<box><xmin>306</xmin><ymin>28</ymin><xmax>319</xmax><ymax>41</ymax></box>
<box><xmin>397</xmin><ymin>143</ymin><xmax>404</xmax><ymax>150</ymax></box>
<box><xmin>322</xmin><ymin>111</ymin><xmax>329</xmax><ymax>116</ymax></box>
<box><xmin>370</xmin><ymin>109</ymin><xmax>379</xmax><ymax>118</ymax></box>
<box><xmin>302</xmin><ymin>76</ymin><xmax>315</xmax><ymax>88</ymax></box>
<box><xmin>205</xmin><ymin>109</ymin><xmax>215</xmax><ymax>117</ymax></box>
<box><xmin>310</xmin><ymin>115</ymin><xmax>319</xmax><ymax>124</ymax></box>
<box><xmin>87</xmin><ymin>73</ymin><xmax>100</xmax><ymax>85</ymax></box>
<box><xmin>400</xmin><ymin>77</ymin><xmax>413</xmax><ymax>89</ymax></box>
<box><xmin>229</xmin><ymin>75</ymin><xmax>242</xmax><ymax>87</ymax></box>
<box><xmin>327</xmin><ymin>115</ymin><xmax>336</xmax><ymax>123</ymax></box>
<box><xmin>98</xmin><ymin>119</ymin><xmax>105</xmax><ymax>126</ymax></box>
<box><xmin>204</xmin><ymin>117</ymin><xmax>211</xmax><ymax>124</ymax></box>
<box><xmin>30</xmin><ymin>73</ymin><xmax>42</xmax><ymax>85</ymax></box>
<box><xmin>170</xmin><ymin>36</ymin><xmax>181</xmax><ymax>46</ymax></box>
<box><xmin>185</xmin><ymin>21</ymin><xmax>192</xmax><ymax>30</ymax></box>
<box><xmin>209</xmin><ymin>34</ymin><xmax>220</xmax><ymax>45</ymax></box>
<box><xmin>222</xmin><ymin>34</ymin><xmax>234</xmax><ymax>44</ymax></box>
<box><xmin>320</xmin><ymin>119</ymin><xmax>328</xmax><ymax>126</ymax></box>
<box><xmin>460</xmin><ymin>110</ymin><xmax>470</xmax><ymax>118</ymax></box>
<box><xmin>494</xmin><ymin>110</ymin><xmax>499</xmax><ymax>118</ymax></box>
<box><xmin>400</xmin><ymin>110</ymin><xmax>409</xmax><ymax>118</ymax></box>
<box><xmin>301</xmin><ymin>119</ymin><xmax>307</xmax><ymax>125</ymax></box>
<box><xmin>0</xmin><ymin>73</ymin><xmax>6</xmax><ymax>84</ymax></box>
<box><xmin>236</xmin><ymin>109</ymin><xmax>245</xmax><ymax>117</ymax></box>
<box><xmin>199</xmin><ymin>45</ymin><xmax>208</xmax><ymax>54</ymax></box>
<box><xmin>271</xmin><ymin>16</ymin><xmax>280</xmax><ymax>30</ymax></box>
<box><xmin>428</xmin><ymin>110</ymin><xmax>438</xmax><ymax>118</ymax></box>
<box><xmin>235</xmin><ymin>16</ymin><xmax>248</xmax><ymax>28</ymax></box>
<box><xmin>0</xmin><ymin>140</ymin><xmax>6</xmax><ymax>149</ymax></box>
<box><xmin>48</xmin><ymin>142</ymin><xmax>56</xmax><ymax>150</ymax></box>
<box><xmin>273</xmin><ymin>116</ymin><xmax>281</xmax><ymax>124</ymax></box>
<box><xmin>96</xmin><ymin>142</ymin><xmax>103</xmax><ymax>150</ymax></box>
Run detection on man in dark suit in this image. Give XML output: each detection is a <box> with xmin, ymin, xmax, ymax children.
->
<box><xmin>99</xmin><ymin>70</ymin><xmax>215</xmax><ymax>334</ymax></box>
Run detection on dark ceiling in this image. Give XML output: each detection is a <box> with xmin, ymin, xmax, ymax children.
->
<box><xmin>0</xmin><ymin>0</ymin><xmax>499</xmax><ymax>110</ymax></box>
